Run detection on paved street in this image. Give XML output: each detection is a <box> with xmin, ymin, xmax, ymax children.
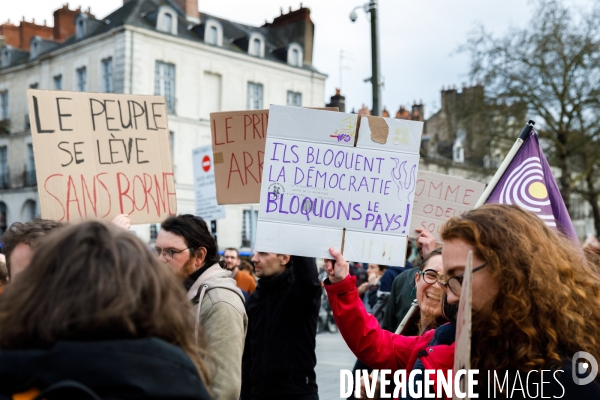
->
<box><xmin>316</xmin><ymin>330</ymin><xmax>356</xmax><ymax>399</ymax></box>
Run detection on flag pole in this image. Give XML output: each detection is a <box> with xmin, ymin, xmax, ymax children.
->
<box><xmin>475</xmin><ymin>120</ymin><xmax>535</xmax><ymax>208</ymax></box>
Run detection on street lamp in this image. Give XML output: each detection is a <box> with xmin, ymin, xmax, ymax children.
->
<box><xmin>350</xmin><ymin>1</ymin><xmax>381</xmax><ymax>116</ymax></box>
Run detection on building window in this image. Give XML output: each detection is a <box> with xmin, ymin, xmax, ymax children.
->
<box><xmin>287</xmin><ymin>43</ymin><xmax>303</xmax><ymax>67</ymax></box>
<box><xmin>0</xmin><ymin>91</ymin><xmax>8</xmax><ymax>120</ymax></box>
<box><xmin>0</xmin><ymin>146</ymin><xmax>8</xmax><ymax>189</ymax></box>
<box><xmin>25</xmin><ymin>143</ymin><xmax>36</xmax><ymax>186</ymax></box>
<box><xmin>247</xmin><ymin>82</ymin><xmax>263</xmax><ymax>110</ymax></box>
<box><xmin>29</xmin><ymin>83</ymin><xmax>38</xmax><ymax>89</ymax></box>
<box><xmin>157</xmin><ymin>8</ymin><xmax>177</xmax><ymax>35</ymax></box>
<box><xmin>102</xmin><ymin>58</ymin><xmax>113</xmax><ymax>93</ymax></box>
<box><xmin>76</xmin><ymin>17</ymin><xmax>85</xmax><ymax>39</ymax></box>
<box><xmin>1</xmin><ymin>48</ymin><xmax>10</xmax><ymax>68</ymax></box>
<box><xmin>155</xmin><ymin>61</ymin><xmax>176</xmax><ymax>114</ymax></box>
<box><xmin>207</xmin><ymin>26</ymin><xmax>218</xmax><ymax>45</ymax></box>
<box><xmin>53</xmin><ymin>74</ymin><xmax>63</xmax><ymax>90</ymax></box>
<box><xmin>241</xmin><ymin>209</ymin><xmax>258</xmax><ymax>248</ymax></box>
<box><xmin>161</xmin><ymin>13</ymin><xmax>172</xmax><ymax>33</ymax></box>
<box><xmin>24</xmin><ymin>200</ymin><xmax>36</xmax><ymax>221</ymax></box>
<box><xmin>286</xmin><ymin>91</ymin><xmax>302</xmax><ymax>107</ymax></box>
<box><xmin>251</xmin><ymin>38</ymin><xmax>261</xmax><ymax>56</ymax></box>
<box><xmin>453</xmin><ymin>139</ymin><xmax>464</xmax><ymax>163</ymax></box>
<box><xmin>0</xmin><ymin>202</ymin><xmax>7</xmax><ymax>234</ymax></box>
<box><xmin>248</xmin><ymin>34</ymin><xmax>264</xmax><ymax>57</ymax></box>
<box><xmin>76</xmin><ymin>67</ymin><xmax>87</xmax><ymax>91</ymax></box>
<box><xmin>30</xmin><ymin>41</ymin><xmax>39</xmax><ymax>59</ymax></box>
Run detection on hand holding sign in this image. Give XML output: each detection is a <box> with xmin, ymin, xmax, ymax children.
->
<box><xmin>324</xmin><ymin>247</ymin><xmax>349</xmax><ymax>284</ymax></box>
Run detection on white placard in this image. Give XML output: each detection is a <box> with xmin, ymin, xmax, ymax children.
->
<box><xmin>255</xmin><ymin>105</ymin><xmax>423</xmax><ymax>265</ymax></box>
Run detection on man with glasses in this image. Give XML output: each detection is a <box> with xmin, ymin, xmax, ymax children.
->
<box><xmin>155</xmin><ymin>214</ymin><xmax>247</xmax><ymax>400</ymax></box>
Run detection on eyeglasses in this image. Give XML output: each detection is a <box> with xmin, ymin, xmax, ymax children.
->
<box><xmin>417</xmin><ymin>269</ymin><xmax>445</xmax><ymax>285</ymax></box>
<box><xmin>439</xmin><ymin>263</ymin><xmax>487</xmax><ymax>296</ymax></box>
<box><xmin>152</xmin><ymin>246</ymin><xmax>192</xmax><ymax>261</ymax></box>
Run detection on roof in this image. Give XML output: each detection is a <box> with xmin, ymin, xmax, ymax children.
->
<box><xmin>0</xmin><ymin>0</ymin><xmax>323</xmax><ymax>74</ymax></box>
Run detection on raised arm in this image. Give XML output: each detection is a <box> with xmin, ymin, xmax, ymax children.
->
<box><xmin>323</xmin><ymin>248</ymin><xmax>420</xmax><ymax>370</ymax></box>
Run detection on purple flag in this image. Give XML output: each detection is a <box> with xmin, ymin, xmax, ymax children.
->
<box><xmin>486</xmin><ymin>129</ymin><xmax>578</xmax><ymax>241</ymax></box>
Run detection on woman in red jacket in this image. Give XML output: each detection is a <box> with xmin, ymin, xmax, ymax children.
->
<box><xmin>325</xmin><ymin>204</ymin><xmax>600</xmax><ymax>399</ymax></box>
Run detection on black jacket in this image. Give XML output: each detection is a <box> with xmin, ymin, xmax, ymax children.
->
<box><xmin>0</xmin><ymin>337</ymin><xmax>211</xmax><ymax>400</ymax></box>
<box><xmin>241</xmin><ymin>256</ymin><xmax>321</xmax><ymax>400</ymax></box>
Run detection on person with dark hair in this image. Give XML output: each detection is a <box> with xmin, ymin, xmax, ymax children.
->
<box><xmin>157</xmin><ymin>214</ymin><xmax>247</xmax><ymax>400</ymax></box>
<box><xmin>0</xmin><ymin>221</ymin><xmax>211</xmax><ymax>399</ymax></box>
<box><xmin>0</xmin><ymin>218</ymin><xmax>64</xmax><ymax>279</ymax></box>
<box><xmin>224</xmin><ymin>247</ymin><xmax>256</xmax><ymax>295</ymax></box>
<box><xmin>241</xmin><ymin>252</ymin><xmax>321</xmax><ymax>400</ymax></box>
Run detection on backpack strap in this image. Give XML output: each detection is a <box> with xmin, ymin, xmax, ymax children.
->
<box><xmin>32</xmin><ymin>380</ymin><xmax>103</xmax><ymax>400</ymax></box>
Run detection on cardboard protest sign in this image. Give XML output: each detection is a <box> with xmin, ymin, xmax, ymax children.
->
<box><xmin>453</xmin><ymin>251</ymin><xmax>473</xmax><ymax>400</ymax></box>
<box><xmin>211</xmin><ymin>109</ymin><xmax>269</xmax><ymax>204</ymax></box>
<box><xmin>210</xmin><ymin>107</ymin><xmax>338</xmax><ymax>204</ymax></box>
<box><xmin>193</xmin><ymin>145</ymin><xmax>226</xmax><ymax>221</ymax></box>
<box><xmin>255</xmin><ymin>105</ymin><xmax>423</xmax><ymax>265</ymax></box>
<box><xmin>410</xmin><ymin>171</ymin><xmax>485</xmax><ymax>242</ymax></box>
<box><xmin>27</xmin><ymin>89</ymin><xmax>176</xmax><ymax>224</ymax></box>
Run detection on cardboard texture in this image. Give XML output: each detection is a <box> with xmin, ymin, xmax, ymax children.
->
<box><xmin>453</xmin><ymin>251</ymin><xmax>473</xmax><ymax>400</ymax></box>
<box><xmin>410</xmin><ymin>171</ymin><xmax>485</xmax><ymax>242</ymax></box>
<box><xmin>193</xmin><ymin>145</ymin><xmax>226</xmax><ymax>221</ymax></box>
<box><xmin>27</xmin><ymin>89</ymin><xmax>176</xmax><ymax>224</ymax></box>
<box><xmin>255</xmin><ymin>105</ymin><xmax>423</xmax><ymax>265</ymax></box>
<box><xmin>210</xmin><ymin>107</ymin><xmax>339</xmax><ymax>205</ymax></box>
<box><xmin>211</xmin><ymin>109</ymin><xmax>269</xmax><ymax>204</ymax></box>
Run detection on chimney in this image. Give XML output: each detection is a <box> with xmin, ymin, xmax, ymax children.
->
<box><xmin>0</xmin><ymin>21</ymin><xmax>20</xmax><ymax>48</ymax></box>
<box><xmin>263</xmin><ymin>6</ymin><xmax>314</xmax><ymax>66</ymax></box>
<box><xmin>325</xmin><ymin>88</ymin><xmax>346</xmax><ymax>112</ymax></box>
<box><xmin>53</xmin><ymin>4</ymin><xmax>78</xmax><ymax>41</ymax></box>
<box><xmin>172</xmin><ymin>0</ymin><xmax>199</xmax><ymax>20</ymax></box>
<box><xmin>18</xmin><ymin>19</ymin><xmax>53</xmax><ymax>50</ymax></box>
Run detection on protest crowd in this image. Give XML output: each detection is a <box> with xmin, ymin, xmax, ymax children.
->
<box><xmin>0</xmin><ymin>200</ymin><xmax>598</xmax><ymax>400</ymax></box>
<box><xmin>0</xmin><ymin>63</ymin><xmax>599</xmax><ymax>400</ymax></box>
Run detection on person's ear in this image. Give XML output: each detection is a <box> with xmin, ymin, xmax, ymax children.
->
<box><xmin>414</xmin><ymin>272</ymin><xmax>419</xmax><ymax>285</ymax></box>
<box><xmin>195</xmin><ymin>247</ymin><xmax>208</xmax><ymax>267</ymax></box>
<box><xmin>279</xmin><ymin>254</ymin><xmax>291</xmax><ymax>266</ymax></box>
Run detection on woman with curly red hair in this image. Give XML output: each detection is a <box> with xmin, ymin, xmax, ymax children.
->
<box><xmin>325</xmin><ymin>204</ymin><xmax>600</xmax><ymax>398</ymax></box>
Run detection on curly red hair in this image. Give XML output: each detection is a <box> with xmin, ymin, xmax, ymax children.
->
<box><xmin>441</xmin><ymin>204</ymin><xmax>600</xmax><ymax>372</ymax></box>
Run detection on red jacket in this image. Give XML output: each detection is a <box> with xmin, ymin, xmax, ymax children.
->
<box><xmin>325</xmin><ymin>275</ymin><xmax>455</xmax><ymax>398</ymax></box>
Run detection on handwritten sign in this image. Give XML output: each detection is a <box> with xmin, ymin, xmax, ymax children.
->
<box><xmin>210</xmin><ymin>110</ymin><xmax>269</xmax><ymax>204</ymax></box>
<box><xmin>453</xmin><ymin>251</ymin><xmax>473</xmax><ymax>400</ymax></box>
<box><xmin>193</xmin><ymin>145</ymin><xmax>226</xmax><ymax>221</ymax></box>
<box><xmin>255</xmin><ymin>105</ymin><xmax>423</xmax><ymax>265</ymax></box>
<box><xmin>27</xmin><ymin>89</ymin><xmax>176</xmax><ymax>224</ymax></box>
<box><xmin>410</xmin><ymin>171</ymin><xmax>485</xmax><ymax>242</ymax></box>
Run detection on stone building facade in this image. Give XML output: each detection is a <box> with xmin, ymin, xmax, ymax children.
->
<box><xmin>0</xmin><ymin>0</ymin><xmax>326</xmax><ymax>249</ymax></box>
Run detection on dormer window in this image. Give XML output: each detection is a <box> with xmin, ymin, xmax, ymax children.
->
<box><xmin>248</xmin><ymin>33</ymin><xmax>265</xmax><ymax>58</ymax></box>
<box><xmin>453</xmin><ymin>138</ymin><xmax>464</xmax><ymax>163</ymax></box>
<box><xmin>208</xmin><ymin>26</ymin><xmax>217</xmax><ymax>44</ymax></box>
<box><xmin>1</xmin><ymin>48</ymin><xmax>11</xmax><ymax>68</ymax></box>
<box><xmin>75</xmin><ymin>15</ymin><xmax>86</xmax><ymax>39</ymax></box>
<box><xmin>204</xmin><ymin>19</ymin><xmax>223</xmax><ymax>46</ymax></box>
<box><xmin>157</xmin><ymin>7</ymin><xmax>177</xmax><ymax>35</ymax></box>
<box><xmin>161</xmin><ymin>13</ymin><xmax>172</xmax><ymax>32</ymax></box>
<box><xmin>287</xmin><ymin>43</ymin><xmax>303</xmax><ymax>67</ymax></box>
<box><xmin>30</xmin><ymin>40</ymin><xmax>39</xmax><ymax>59</ymax></box>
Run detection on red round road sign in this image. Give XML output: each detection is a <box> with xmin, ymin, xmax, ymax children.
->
<box><xmin>202</xmin><ymin>155</ymin><xmax>211</xmax><ymax>172</ymax></box>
